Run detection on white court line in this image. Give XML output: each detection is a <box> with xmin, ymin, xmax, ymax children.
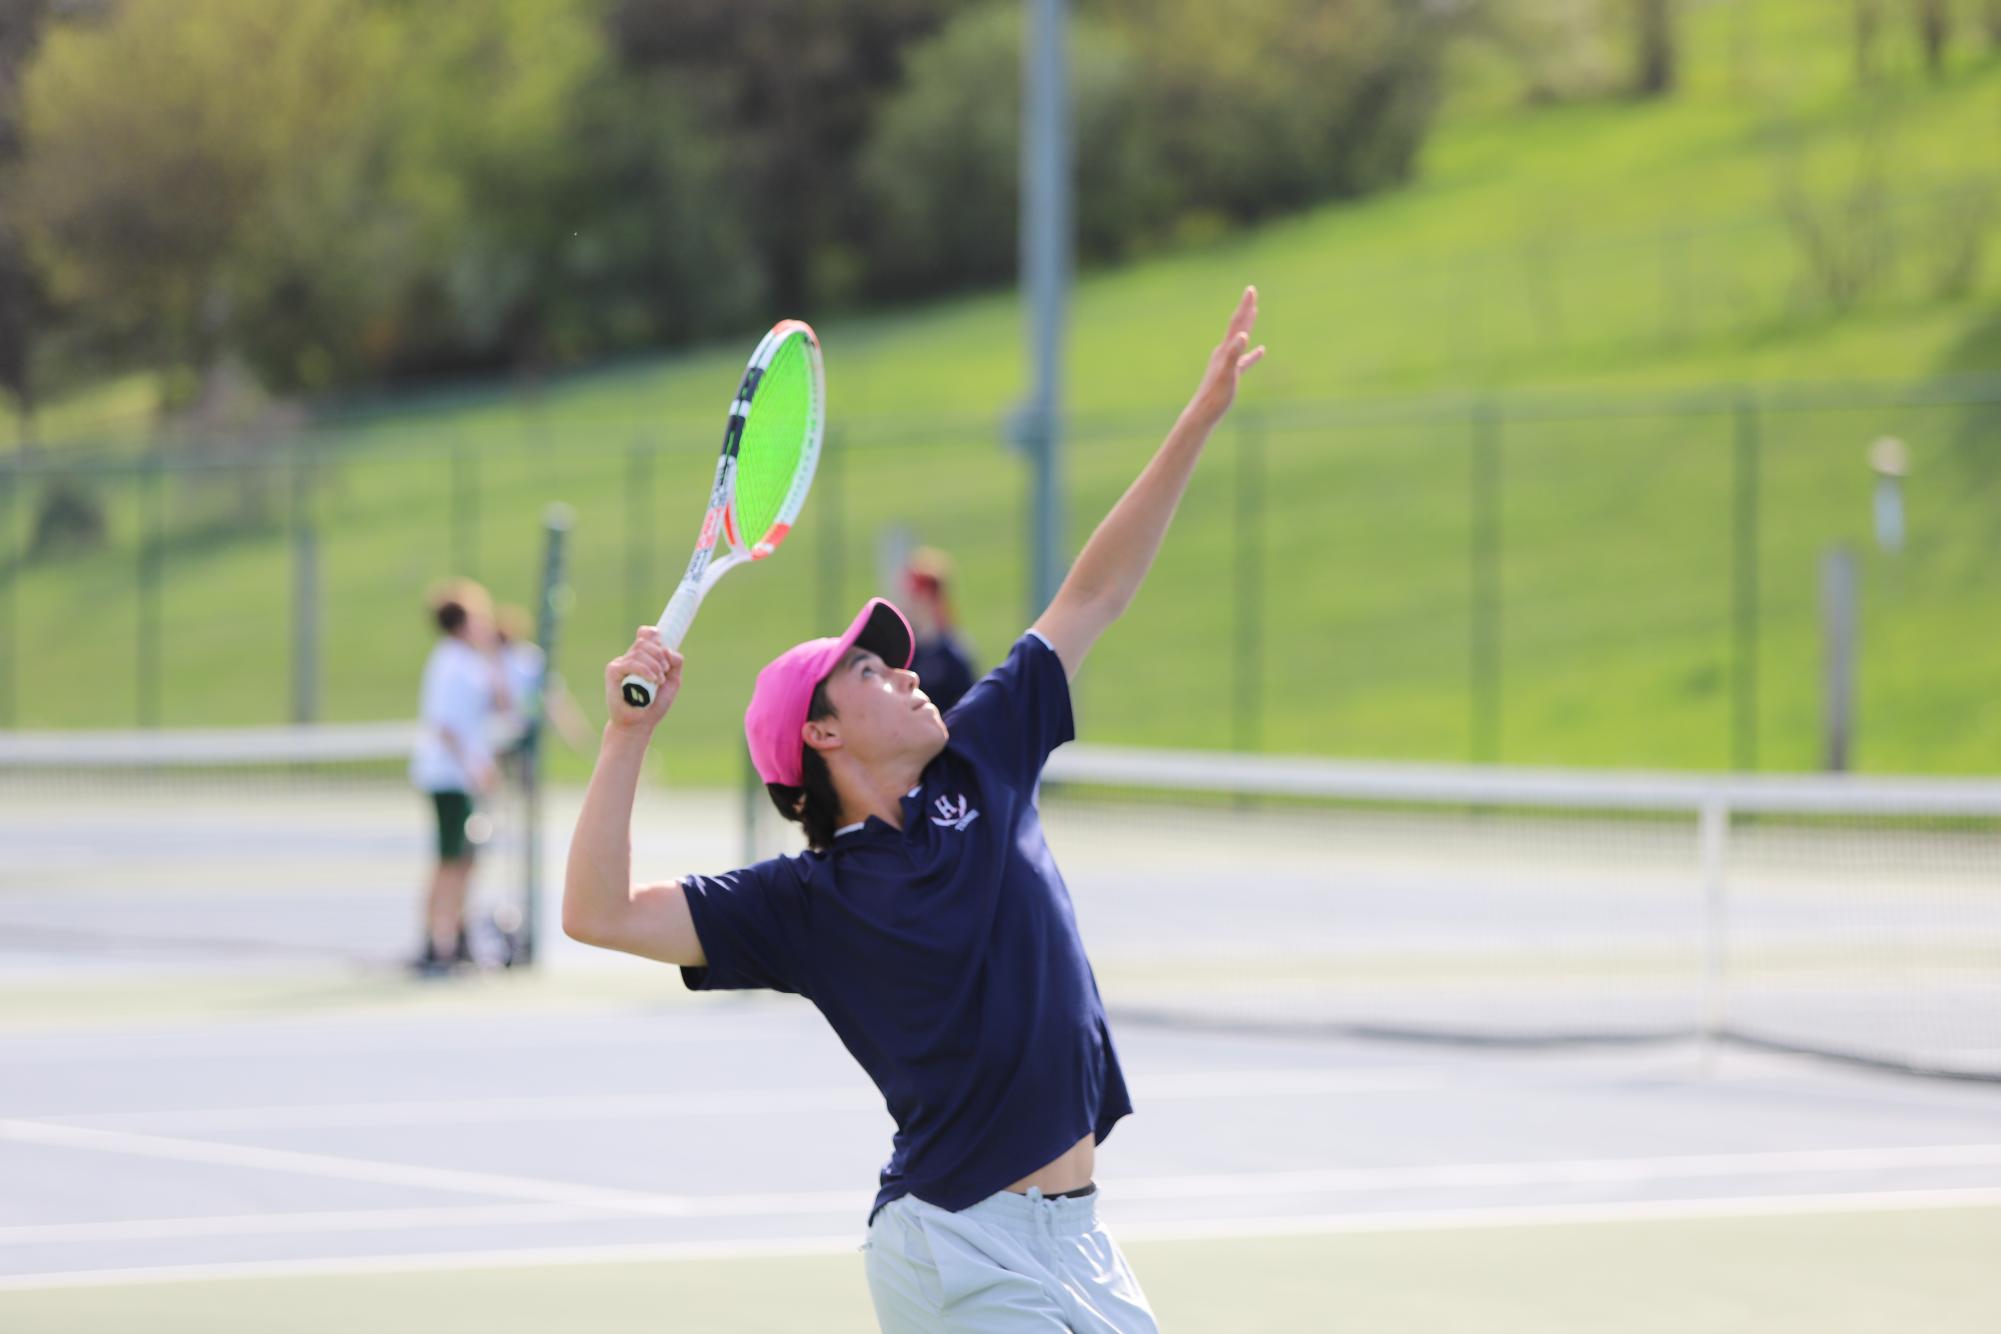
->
<box><xmin>36</xmin><ymin>1067</ymin><xmax>1462</xmax><ymax>1134</ymax></box>
<box><xmin>0</xmin><ymin>1119</ymin><xmax>865</xmax><ymax>1221</ymax></box>
<box><xmin>7</xmin><ymin>1114</ymin><xmax>2001</xmax><ymax>1248</ymax></box>
<box><xmin>0</xmin><ymin>1204</ymin><xmax>612</xmax><ymax>1246</ymax></box>
<box><xmin>49</xmin><ymin>1086</ymin><xmax>883</xmax><ymax>1133</ymax></box>
<box><xmin>2</xmin><ymin>1188</ymin><xmax>1999</xmax><ymax>1293</ymax></box>
<box><xmin>0</xmin><ymin>1021</ymin><xmax>786</xmax><ymax>1065</ymax></box>
<box><xmin>1107</xmin><ymin>1144</ymin><xmax>2001</xmax><ymax>1200</ymax></box>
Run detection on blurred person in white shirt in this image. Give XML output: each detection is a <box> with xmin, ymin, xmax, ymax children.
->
<box><xmin>409</xmin><ymin>579</ymin><xmax>507</xmax><ymax>976</ymax></box>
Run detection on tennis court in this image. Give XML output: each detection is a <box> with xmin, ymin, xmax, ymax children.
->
<box><xmin>3</xmin><ymin>757</ymin><xmax>1999</xmax><ymax>1331</ymax></box>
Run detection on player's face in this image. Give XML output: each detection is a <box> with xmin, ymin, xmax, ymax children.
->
<box><xmin>821</xmin><ymin>648</ymin><xmax>948</xmax><ymax>762</ymax></box>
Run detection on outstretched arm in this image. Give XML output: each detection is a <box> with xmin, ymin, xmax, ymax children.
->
<box><xmin>1031</xmin><ymin>287</ymin><xmax>1265</xmax><ymax>679</ymax></box>
<box><xmin>561</xmin><ymin>628</ymin><xmax>705</xmax><ymax>966</ymax></box>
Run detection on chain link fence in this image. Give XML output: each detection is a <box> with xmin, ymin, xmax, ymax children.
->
<box><xmin>3</xmin><ymin>376</ymin><xmax>1999</xmax><ymax>779</ymax></box>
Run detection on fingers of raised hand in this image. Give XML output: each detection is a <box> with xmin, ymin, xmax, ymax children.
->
<box><xmin>611</xmin><ymin>632</ymin><xmax>672</xmax><ymax>685</ymax></box>
<box><xmin>1224</xmin><ymin>285</ymin><xmax>1258</xmax><ymax>341</ymax></box>
<box><xmin>1237</xmin><ymin>343</ymin><xmax>1267</xmax><ymax>373</ymax></box>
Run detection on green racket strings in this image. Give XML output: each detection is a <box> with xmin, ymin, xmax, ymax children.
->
<box><xmin>733</xmin><ymin>333</ymin><xmax>813</xmax><ymax>542</ymax></box>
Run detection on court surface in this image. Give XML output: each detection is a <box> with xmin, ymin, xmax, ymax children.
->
<box><xmin>2</xmin><ymin>783</ymin><xmax>1998</xmax><ymax>1331</ymax></box>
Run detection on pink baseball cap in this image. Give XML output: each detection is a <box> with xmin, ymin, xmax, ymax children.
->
<box><xmin>744</xmin><ymin>598</ymin><xmax>914</xmax><ymax>787</ymax></box>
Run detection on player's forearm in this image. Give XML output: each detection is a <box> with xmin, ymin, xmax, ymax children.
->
<box><xmin>562</xmin><ymin>725</ymin><xmax>652</xmax><ymax>939</ymax></box>
<box><xmin>1057</xmin><ymin>403</ymin><xmax>1223</xmax><ymax>620</ymax></box>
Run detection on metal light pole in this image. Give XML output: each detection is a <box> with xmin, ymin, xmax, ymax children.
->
<box><xmin>1018</xmin><ymin>0</ymin><xmax>1071</xmax><ymax>619</ymax></box>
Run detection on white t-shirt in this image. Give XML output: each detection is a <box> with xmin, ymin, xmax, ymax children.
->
<box><xmin>409</xmin><ymin>637</ymin><xmax>500</xmax><ymax>793</ymax></box>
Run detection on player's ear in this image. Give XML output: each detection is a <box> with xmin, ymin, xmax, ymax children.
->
<box><xmin>802</xmin><ymin>717</ymin><xmax>842</xmax><ymax>754</ymax></box>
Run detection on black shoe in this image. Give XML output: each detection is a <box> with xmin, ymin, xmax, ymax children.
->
<box><xmin>409</xmin><ymin>940</ymin><xmax>459</xmax><ymax>979</ymax></box>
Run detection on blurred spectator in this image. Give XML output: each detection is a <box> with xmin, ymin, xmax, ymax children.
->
<box><xmin>494</xmin><ymin>603</ymin><xmax>592</xmax><ymax>754</ymax></box>
<box><xmin>408</xmin><ymin>579</ymin><xmax>506</xmax><ymax>977</ymax></box>
<box><xmin>903</xmin><ymin>546</ymin><xmax>978</xmax><ymax>715</ymax></box>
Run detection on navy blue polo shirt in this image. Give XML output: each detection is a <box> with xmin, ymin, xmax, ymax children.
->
<box><xmin>678</xmin><ymin>631</ymin><xmax>1132</xmax><ymax>1220</ymax></box>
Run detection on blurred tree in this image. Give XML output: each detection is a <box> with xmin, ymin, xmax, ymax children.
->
<box><xmin>1456</xmin><ymin>0</ymin><xmax>1621</xmax><ymax>105</ymax></box>
<box><xmin>1854</xmin><ymin>0</ymin><xmax>1884</xmax><ymax>83</ymax></box>
<box><xmin>1911</xmin><ymin>0</ymin><xmax>1951</xmax><ymax>76</ymax></box>
<box><xmin>1631</xmin><ymin>0</ymin><xmax>1677</xmax><ymax>97</ymax></box>
<box><xmin>1987</xmin><ymin>0</ymin><xmax>2001</xmax><ymax>46</ymax></box>
<box><xmin>0</xmin><ymin>0</ymin><xmax>50</xmax><ymax>441</ymax></box>
<box><xmin>1099</xmin><ymin>0</ymin><xmax>1450</xmax><ymax>225</ymax></box>
<box><xmin>370</xmin><ymin>0</ymin><xmax>762</xmax><ymax>376</ymax></box>
<box><xmin>16</xmin><ymin>0</ymin><xmax>394</xmax><ymax>394</ymax></box>
<box><xmin>858</xmin><ymin>4</ymin><xmax>1161</xmax><ymax>296</ymax></box>
<box><xmin>15</xmin><ymin>0</ymin><xmax>759</xmax><ymax>392</ymax></box>
<box><xmin>606</xmin><ymin>0</ymin><xmax>963</xmax><ymax>312</ymax></box>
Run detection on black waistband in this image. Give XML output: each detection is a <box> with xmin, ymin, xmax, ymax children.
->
<box><xmin>869</xmin><ymin>1180</ymin><xmax>1097</xmax><ymax>1226</ymax></box>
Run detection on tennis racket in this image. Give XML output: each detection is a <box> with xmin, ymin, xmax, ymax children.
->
<box><xmin>619</xmin><ymin>320</ymin><xmax>824</xmax><ymax>708</ymax></box>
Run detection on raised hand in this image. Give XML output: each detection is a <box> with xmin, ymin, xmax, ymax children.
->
<box><xmin>1189</xmin><ymin>285</ymin><xmax>1266</xmax><ymax>425</ymax></box>
<box><xmin>605</xmin><ymin>626</ymin><xmax>682</xmax><ymax>728</ymax></box>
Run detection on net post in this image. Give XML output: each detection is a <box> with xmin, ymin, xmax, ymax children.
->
<box><xmin>520</xmin><ymin>503</ymin><xmax>574</xmax><ymax>968</ymax></box>
<box><xmin>1697</xmin><ymin>791</ymin><xmax>1730</xmax><ymax>1074</ymax></box>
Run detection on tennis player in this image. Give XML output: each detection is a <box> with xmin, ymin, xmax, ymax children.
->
<box><xmin>565</xmin><ymin>287</ymin><xmax>1264</xmax><ymax>1331</ymax></box>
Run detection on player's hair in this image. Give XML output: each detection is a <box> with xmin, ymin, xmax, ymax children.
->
<box><xmin>428</xmin><ymin>577</ymin><xmax>490</xmax><ymax>636</ymax></box>
<box><xmin>767</xmin><ymin>678</ymin><xmax>843</xmax><ymax>853</ymax></box>
<box><xmin>495</xmin><ymin>603</ymin><xmax>532</xmax><ymax>644</ymax></box>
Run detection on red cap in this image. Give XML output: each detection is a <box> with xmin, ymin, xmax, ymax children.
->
<box><xmin>744</xmin><ymin>598</ymin><xmax>914</xmax><ymax>787</ymax></box>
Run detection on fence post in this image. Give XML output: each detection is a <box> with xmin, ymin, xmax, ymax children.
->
<box><xmin>1470</xmin><ymin>401</ymin><xmax>1502</xmax><ymax>763</ymax></box>
<box><xmin>742</xmin><ymin>745</ymin><xmax>761</xmax><ymax>868</ymax></box>
<box><xmin>0</xmin><ymin>464</ymin><xmax>14</xmax><ymax>727</ymax></box>
<box><xmin>451</xmin><ymin>435</ymin><xmax>478</xmax><ymax>577</ymax></box>
<box><xmin>1731</xmin><ymin>395</ymin><xmax>1761</xmax><ymax>771</ymax></box>
<box><xmin>1697</xmin><ymin>792</ymin><xmax>1730</xmax><ymax>1074</ymax></box>
<box><xmin>818</xmin><ymin>426</ymin><xmax>845</xmax><ymax>631</ymax></box>
<box><xmin>1232</xmin><ymin>410</ymin><xmax>1265</xmax><ymax>754</ymax></box>
<box><xmin>1822</xmin><ymin>544</ymin><xmax>1859</xmax><ymax>772</ymax></box>
<box><xmin>1662</xmin><ymin>228</ymin><xmax>1691</xmax><ymax>344</ymax></box>
<box><xmin>290</xmin><ymin>442</ymin><xmax>320</xmax><ymax>725</ymax></box>
<box><xmin>626</xmin><ymin>439</ymin><xmax>654</xmax><ymax>627</ymax></box>
<box><xmin>137</xmin><ymin>450</ymin><xmax>164</xmax><ymax>727</ymax></box>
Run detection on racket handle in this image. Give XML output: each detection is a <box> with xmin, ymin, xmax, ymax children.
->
<box><xmin>657</xmin><ymin>580</ymin><xmax>704</xmax><ymax>650</ymax></box>
<box><xmin>620</xmin><ymin>583</ymin><xmax>707</xmax><ymax>710</ymax></box>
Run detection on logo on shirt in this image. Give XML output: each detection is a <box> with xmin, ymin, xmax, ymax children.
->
<box><xmin>930</xmin><ymin>794</ymin><xmax>980</xmax><ymax>831</ymax></box>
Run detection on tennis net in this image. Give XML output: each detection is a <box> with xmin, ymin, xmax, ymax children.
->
<box><xmin>0</xmin><ymin>722</ymin><xmax>541</xmax><ymax>975</ymax></box>
<box><xmin>744</xmin><ymin>744</ymin><xmax>2001</xmax><ymax>1082</ymax></box>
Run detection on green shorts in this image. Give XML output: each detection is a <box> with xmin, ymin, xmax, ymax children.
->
<box><xmin>431</xmin><ymin>791</ymin><xmax>475</xmax><ymax>861</ymax></box>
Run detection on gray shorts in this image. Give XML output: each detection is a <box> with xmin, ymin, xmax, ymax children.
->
<box><xmin>864</xmin><ymin>1186</ymin><xmax>1158</xmax><ymax>1333</ymax></box>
